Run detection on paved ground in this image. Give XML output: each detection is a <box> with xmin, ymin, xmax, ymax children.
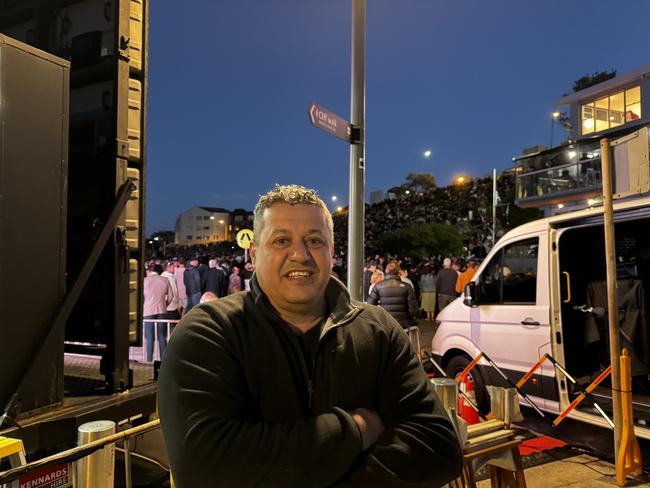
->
<box><xmin>413</xmin><ymin>317</ymin><xmax>437</xmax><ymax>356</ymax></box>
<box><xmin>475</xmin><ymin>452</ymin><xmax>648</xmax><ymax>487</ymax></box>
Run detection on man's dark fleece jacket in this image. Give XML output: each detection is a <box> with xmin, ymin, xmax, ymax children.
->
<box><xmin>158</xmin><ymin>275</ymin><xmax>462</xmax><ymax>487</ymax></box>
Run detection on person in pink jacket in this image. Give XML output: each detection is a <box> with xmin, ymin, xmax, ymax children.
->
<box><xmin>228</xmin><ymin>266</ymin><xmax>241</xmax><ymax>295</ymax></box>
<box><xmin>143</xmin><ymin>264</ymin><xmax>173</xmax><ymax>361</ymax></box>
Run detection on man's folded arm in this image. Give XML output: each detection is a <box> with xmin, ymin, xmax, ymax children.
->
<box><xmin>343</xmin><ymin>315</ymin><xmax>463</xmax><ymax>487</ymax></box>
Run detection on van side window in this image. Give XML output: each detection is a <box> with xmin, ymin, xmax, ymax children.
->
<box><xmin>480</xmin><ymin>238</ymin><xmax>539</xmax><ymax>305</ymax></box>
<box><xmin>480</xmin><ymin>251</ymin><xmax>503</xmax><ymax>304</ymax></box>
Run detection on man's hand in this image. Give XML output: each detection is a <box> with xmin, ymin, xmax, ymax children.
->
<box><xmin>350</xmin><ymin>408</ymin><xmax>385</xmax><ymax>450</ymax></box>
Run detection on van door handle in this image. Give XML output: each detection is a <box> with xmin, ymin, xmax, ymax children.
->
<box><xmin>521</xmin><ymin>318</ymin><xmax>540</xmax><ymax>326</ymax></box>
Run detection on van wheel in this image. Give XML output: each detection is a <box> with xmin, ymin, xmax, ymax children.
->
<box><xmin>445</xmin><ymin>355</ymin><xmax>489</xmax><ymax>412</ymax></box>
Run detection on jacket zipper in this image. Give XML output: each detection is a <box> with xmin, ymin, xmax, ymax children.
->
<box><xmin>305</xmin><ymin>338</ymin><xmax>320</xmax><ymax>412</ymax></box>
<box><xmin>299</xmin><ymin>309</ymin><xmax>363</xmax><ymax>413</ymax></box>
<box><xmin>307</xmin><ymin>378</ymin><xmax>314</xmax><ymax>410</ymax></box>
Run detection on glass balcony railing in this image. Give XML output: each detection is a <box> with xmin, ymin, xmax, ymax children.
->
<box><xmin>515</xmin><ymin>123</ymin><xmax>650</xmax><ymax>206</ymax></box>
<box><xmin>515</xmin><ymin>138</ymin><xmax>604</xmax><ymax>205</ymax></box>
<box><xmin>516</xmin><ymin>158</ymin><xmax>602</xmax><ymax>201</ymax></box>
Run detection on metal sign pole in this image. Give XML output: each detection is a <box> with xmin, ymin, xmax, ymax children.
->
<box><xmin>347</xmin><ymin>0</ymin><xmax>365</xmax><ymax>301</ymax></box>
<box><xmin>492</xmin><ymin>168</ymin><xmax>497</xmax><ymax>247</ymax></box>
<box><xmin>600</xmin><ymin>138</ymin><xmax>622</xmax><ymax>461</ymax></box>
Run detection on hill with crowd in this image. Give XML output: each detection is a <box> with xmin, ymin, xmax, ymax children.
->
<box><xmin>333</xmin><ymin>172</ymin><xmax>540</xmax><ymax>258</ymax></box>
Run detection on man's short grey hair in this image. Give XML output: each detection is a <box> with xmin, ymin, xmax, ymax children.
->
<box><xmin>253</xmin><ymin>184</ymin><xmax>333</xmax><ymax>242</ymax></box>
<box><xmin>443</xmin><ymin>257</ymin><xmax>452</xmax><ymax>268</ymax></box>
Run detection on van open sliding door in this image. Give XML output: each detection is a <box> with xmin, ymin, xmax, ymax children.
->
<box><xmin>556</xmin><ymin>216</ymin><xmax>650</xmax><ymax>426</ymax></box>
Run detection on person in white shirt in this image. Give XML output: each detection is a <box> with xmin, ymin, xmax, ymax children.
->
<box><xmin>174</xmin><ymin>258</ymin><xmax>188</xmax><ymax>315</ymax></box>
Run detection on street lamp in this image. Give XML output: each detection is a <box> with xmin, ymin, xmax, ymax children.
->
<box><xmin>413</xmin><ymin>149</ymin><xmax>432</xmax><ymax>176</ymax></box>
<box><xmin>152</xmin><ymin>236</ymin><xmax>166</xmax><ymax>256</ymax></box>
<box><xmin>454</xmin><ymin>176</ymin><xmax>466</xmax><ymax>185</ymax></box>
<box><xmin>331</xmin><ymin>195</ymin><xmax>338</xmax><ymax>202</ymax></box>
<box><xmin>550</xmin><ymin>111</ymin><xmax>561</xmax><ymax>147</ymax></box>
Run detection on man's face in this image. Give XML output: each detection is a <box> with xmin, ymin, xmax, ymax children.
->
<box><xmin>250</xmin><ymin>203</ymin><xmax>333</xmax><ymax>317</ymax></box>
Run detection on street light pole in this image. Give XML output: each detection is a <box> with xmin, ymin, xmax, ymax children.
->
<box><xmin>347</xmin><ymin>0</ymin><xmax>365</xmax><ymax>301</ymax></box>
<box><xmin>492</xmin><ymin>168</ymin><xmax>497</xmax><ymax>247</ymax></box>
<box><xmin>550</xmin><ymin>111</ymin><xmax>560</xmax><ymax>147</ymax></box>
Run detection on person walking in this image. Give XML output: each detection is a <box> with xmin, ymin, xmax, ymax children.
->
<box><xmin>174</xmin><ymin>258</ymin><xmax>187</xmax><ymax>316</ymax></box>
<box><xmin>161</xmin><ymin>260</ymin><xmax>181</xmax><ymax>335</ymax></box>
<box><xmin>456</xmin><ymin>258</ymin><xmax>478</xmax><ymax>295</ymax></box>
<box><xmin>143</xmin><ymin>264</ymin><xmax>173</xmax><ymax>362</ymax></box>
<box><xmin>419</xmin><ymin>263</ymin><xmax>437</xmax><ymax>322</ymax></box>
<box><xmin>367</xmin><ymin>261</ymin><xmax>418</xmax><ymax>329</ymax></box>
<box><xmin>435</xmin><ymin>257</ymin><xmax>459</xmax><ymax>313</ymax></box>
<box><xmin>363</xmin><ymin>260</ymin><xmax>378</xmax><ymax>300</ymax></box>
<box><xmin>228</xmin><ymin>266</ymin><xmax>241</xmax><ymax>295</ymax></box>
<box><xmin>239</xmin><ymin>262</ymin><xmax>255</xmax><ymax>291</ymax></box>
<box><xmin>204</xmin><ymin>259</ymin><xmax>227</xmax><ymax>297</ymax></box>
<box><xmin>183</xmin><ymin>258</ymin><xmax>202</xmax><ymax>311</ymax></box>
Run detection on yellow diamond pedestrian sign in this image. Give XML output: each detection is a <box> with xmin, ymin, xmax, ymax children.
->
<box><xmin>236</xmin><ymin>229</ymin><xmax>254</xmax><ymax>249</ymax></box>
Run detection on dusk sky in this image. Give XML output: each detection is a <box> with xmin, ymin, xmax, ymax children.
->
<box><xmin>146</xmin><ymin>0</ymin><xmax>650</xmax><ymax>233</ymax></box>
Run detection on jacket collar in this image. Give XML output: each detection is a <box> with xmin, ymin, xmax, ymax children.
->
<box><xmin>384</xmin><ymin>274</ymin><xmax>401</xmax><ymax>281</ymax></box>
<box><xmin>250</xmin><ymin>273</ymin><xmax>363</xmax><ymax>336</ymax></box>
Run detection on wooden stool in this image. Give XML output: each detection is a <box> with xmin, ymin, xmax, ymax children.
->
<box><xmin>461</xmin><ymin>438</ymin><xmax>526</xmax><ymax>488</ymax></box>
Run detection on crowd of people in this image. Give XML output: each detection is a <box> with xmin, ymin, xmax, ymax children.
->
<box><xmin>142</xmin><ymin>253</ymin><xmax>254</xmax><ymax>361</ymax></box>
<box><xmin>333</xmin><ymin>173</ymin><xmax>515</xmax><ymax>256</ymax></box>
<box><xmin>362</xmin><ymin>254</ymin><xmax>479</xmax><ymax>328</ymax></box>
<box><xmin>143</xmin><ymin>249</ymin><xmax>483</xmax><ymax>364</ymax></box>
<box><xmin>143</xmin><ymin>250</ymin><xmax>479</xmax><ymax>360</ymax></box>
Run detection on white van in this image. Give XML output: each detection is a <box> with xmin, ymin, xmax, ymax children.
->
<box><xmin>431</xmin><ymin>195</ymin><xmax>650</xmax><ymax>438</ymax></box>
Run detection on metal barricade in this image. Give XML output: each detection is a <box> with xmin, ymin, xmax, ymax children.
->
<box><xmin>0</xmin><ymin>420</ymin><xmax>162</xmax><ymax>488</ymax></box>
<box><xmin>129</xmin><ymin>319</ymin><xmax>180</xmax><ymax>363</ymax></box>
<box><xmin>406</xmin><ymin>325</ymin><xmax>421</xmax><ymax>357</ymax></box>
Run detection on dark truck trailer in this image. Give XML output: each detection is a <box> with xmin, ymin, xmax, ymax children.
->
<box><xmin>0</xmin><ymin>34</ymin><xmax>69</xmax><ymax>416</ymax></box>
<box><xmin>0</xmin><ymin>0</ymin><xmax>153</xmax><ymax>456</ymax></box>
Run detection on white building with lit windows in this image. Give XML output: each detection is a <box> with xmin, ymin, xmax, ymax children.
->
<box><xmin>174</xmin><ymin>207</ymin><xmax>231</xmax><ymax>246</ymax></box>
<box><xmin>513</xmin><ymin>65</ymin><xmax>650</xmax><ymax>214</ymax></box>
<box><xmin>560</xmin><ymin>66</ymin><xmax>645</xmax><ymax>139</ymax></box>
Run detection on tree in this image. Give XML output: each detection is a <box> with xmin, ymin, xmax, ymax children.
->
<box><xmin>376</xmin><ymin>223</ymin><xmax>463</xmax><ymax>259</ymax></box>
<box><xmin>572</xmin><ymin>70</ymin><xmax>616</xmax><ymax>93</ymax></box>
<box><xmin>403</xmin><ymin>172</ymin><xmax>437</xmax><ymax>192</ymax></box>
